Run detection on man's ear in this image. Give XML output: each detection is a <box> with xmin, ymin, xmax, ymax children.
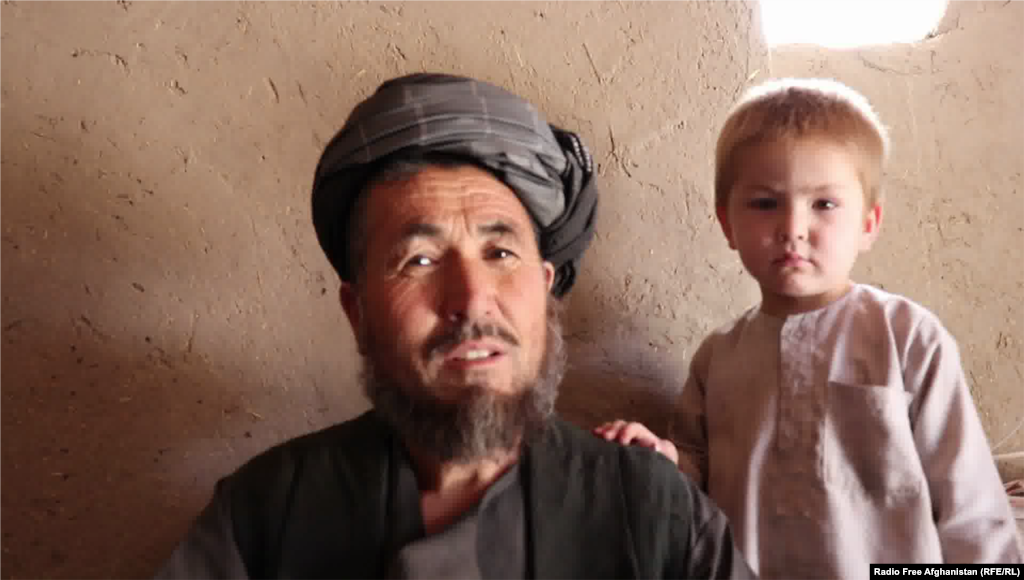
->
<box><xmin>860</xmin><ymin>202</ymin><xmax>883</xmax><ymax>251</ymax></box>
<box><xmin>542</xmin><ymin>261</ymin><xmax>556</xmax><ymax>292</ymax></box>
<box><xmin>715</xmin><ymin>204</ymin><xmax>737</xmax><ymax>250</ymax></box>
<box><xmin>339</xmin><ymin>282</ymin><xmax>368</xmax><ymax>354</ymax></box>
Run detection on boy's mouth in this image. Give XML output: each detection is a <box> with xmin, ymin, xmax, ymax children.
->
<box><xmin>773</xmin><ymin>252</ymin><xmax>808</xmax><ymax>266</ymax></box>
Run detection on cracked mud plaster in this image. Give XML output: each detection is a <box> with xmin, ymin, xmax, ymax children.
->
<box><xmin>0</xmin><ymin>1</ymin><xmax>1021</xmax><ymax>577</ymax></box>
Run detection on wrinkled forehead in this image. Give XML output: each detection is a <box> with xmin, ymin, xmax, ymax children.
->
<box><xmin>363</xmin><ymin>165</ymin><xmax>538</xmax><ymax>247</ymax></box>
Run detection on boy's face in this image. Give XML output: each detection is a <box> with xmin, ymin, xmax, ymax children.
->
<box><xmin>717</xmin><ymin>136</ymin><xmax>882</xmax><ymax>316</ymax></box>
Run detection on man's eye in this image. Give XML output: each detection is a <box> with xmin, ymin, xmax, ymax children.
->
<box><xmin>487</xmin><ymin>248</ymin><xmax>517</xmax><ymax>261</ymax></box>
<box><xmin>405</xmin><ymin>255</ymin><xmax>435</xmax><ymax>268</ymax></box>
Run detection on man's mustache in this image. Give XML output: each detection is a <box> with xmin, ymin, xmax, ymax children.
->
<box><xmin>424</xmin><ymin>320</ymin><xmax>520</xmax><ymax>357</ymax></box>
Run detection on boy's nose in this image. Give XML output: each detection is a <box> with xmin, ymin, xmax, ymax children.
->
<box><xmin>777</xmin><ymin>207</ymin><xmax>808</xmax><ymax>242</ymax></box>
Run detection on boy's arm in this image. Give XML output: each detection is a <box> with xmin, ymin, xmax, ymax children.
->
<box><xmin>594</xmin><ymin>420</ymin><xmax>679</xmax><ymax>465</ymax></box>
<box><xmin>906</xmin><ymin>319</ymin><xmax>1022</xmax><ymax>563</ymax></box>
<box><xmin>670</xmin><ymin>339</ymin><xmax>714</xmax><ymax>490</ymax></box>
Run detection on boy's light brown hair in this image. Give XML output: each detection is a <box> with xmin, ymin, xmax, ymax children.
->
<box><xmin>714</xmin><ymin>78</ymin><xmax>890</xmax><ymax>209</ymax></box>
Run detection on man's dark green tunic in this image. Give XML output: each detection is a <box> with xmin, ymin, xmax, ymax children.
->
<box><xmin>157</xmin><ymin>411</ymin><xmax>752</xmax><ymax>579</ymax></box>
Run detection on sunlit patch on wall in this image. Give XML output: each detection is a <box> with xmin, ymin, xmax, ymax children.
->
<box><xmin>759</xmin><ymin>0</ymin><xmax>949</xmax><ymax>48</ymax></box>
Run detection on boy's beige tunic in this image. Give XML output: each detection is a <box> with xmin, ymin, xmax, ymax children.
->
<box><xmin>673</xmin><ymin>284</ymin><xmax>1021</xmax><ymax>578</ymax></box>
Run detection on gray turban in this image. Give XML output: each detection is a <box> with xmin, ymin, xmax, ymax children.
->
<box><xmin>311</xmin><ymin>73</ymin><xmax>599</xmax><ymax>298</ymax></box>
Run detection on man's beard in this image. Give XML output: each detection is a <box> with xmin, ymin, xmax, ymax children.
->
<box><xmin>360</xmin><ymin>299</ymin><xmax>566</xmax><ymax>463</ymax></box>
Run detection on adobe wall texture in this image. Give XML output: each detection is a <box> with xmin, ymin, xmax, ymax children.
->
<box><xmin>2</xmin><ymin>2</ymin><xmax>1019</xmax><ymax>576</ymax></box>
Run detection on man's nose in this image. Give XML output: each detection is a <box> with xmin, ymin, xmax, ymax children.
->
<box><xmin>440</xmin><ymin>255</ymin><xmax>496</xmax><ymax>322</ymax></box>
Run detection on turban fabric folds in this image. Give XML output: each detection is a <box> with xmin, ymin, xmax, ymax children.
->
<box><xmin>311</xmin><ymin>73</ymin><xmax>598</xmax><ymax>298</ymax></box>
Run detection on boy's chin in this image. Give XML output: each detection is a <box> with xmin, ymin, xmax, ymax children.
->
<box><xmin>761</xmin><ymin>283</ymin><xmax>852</xmax><ymax>309</ymax></box>
<box><xmin>758</xmin><ymin>280</ymin><xmax>817</xmax><ymax>299</ymax></box>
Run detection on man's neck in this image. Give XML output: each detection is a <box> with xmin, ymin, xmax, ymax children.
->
<box><xmin>406</xmin><ymin>444</ymin><xmax>521</xmax><ymax>535</ymax></box>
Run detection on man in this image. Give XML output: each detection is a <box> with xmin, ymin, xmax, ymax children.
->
<box><xmin>156</xmin><ymin>73</ymin><xmax>754</xmax><ymax>579</ymax></box>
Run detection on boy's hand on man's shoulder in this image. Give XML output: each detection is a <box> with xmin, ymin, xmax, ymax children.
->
<box><xmin>593</xmin><ymin>420</ymin><xmax>680</xmax><ymax>466</ymax></box>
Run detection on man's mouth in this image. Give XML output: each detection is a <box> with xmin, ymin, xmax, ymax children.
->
<box><xmin>426</xmin><ymin>321</ymin><xmax>519</xmax><ymax>363</ymax></box>
<box><xmin>455</xmin><ymin>348</ymin><xmax>497</xmax><ymax>361</ymax></box>
<box><xmin>441</xmin><ymin>341</ymin><xmax>508</xmax><ymax>367</ymax></box>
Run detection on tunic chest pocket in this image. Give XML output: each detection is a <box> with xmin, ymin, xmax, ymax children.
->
<box><xmin>825</xmin><ymin>382</ymin><xmax>924</xmax><ymax>501</ymax></box>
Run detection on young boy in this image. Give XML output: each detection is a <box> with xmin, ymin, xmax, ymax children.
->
<box><xmin>595</xmin><ymin>78</ymin><xmax>1022</xmax><ymax>577</ymax></box>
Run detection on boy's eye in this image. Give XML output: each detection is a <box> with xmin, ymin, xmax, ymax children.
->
<box><xmin>748</xmin><ymin>198</ymin><xmax>777</xmax><ymax>210</ymax></box>
<box><xmin>813</xmin><ymin>199</ymin><xmax>838</xmax><ymax>210</ymax></box>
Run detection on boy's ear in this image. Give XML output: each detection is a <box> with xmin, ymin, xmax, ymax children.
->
<box><xmin>715</xmin><ymin>204</ymin><xmax>737</xmax><ymax>250</ymax></box>
<box><xmin>860</xmin><ymin>202</ymin><xmax>883</xmax><ymax>251</ymax></box>
<box><xmin>339</xmin><ymin>283</ymin><xmax>368</xmax><ymax>355</ymax></box>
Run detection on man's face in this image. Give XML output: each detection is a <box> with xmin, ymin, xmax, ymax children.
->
<box><xmin>341</xmin><ymin>165</ymin><xmax>560</xmax><ymax>460</ymax></box>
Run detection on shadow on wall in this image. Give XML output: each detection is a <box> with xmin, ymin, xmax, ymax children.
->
<box><xmin>556</xmin><ymin>289</ymin><xmax>689</xmax><ymax>439</ymax></box>
<box><xmin>0</xmin><ymin>131</ymin><xmax>267</xmax><ymax>578</ymax></box>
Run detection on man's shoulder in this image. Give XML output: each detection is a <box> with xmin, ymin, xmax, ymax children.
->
<box><xmin>539</xmin><ymin>416</ymin><xmax>674</xmax><ymax>465</ymax></box>
<box><xmin>224</xmin><ymin>410</ymin><xmax>390</xmax><ymax>490</ymax></box>
<box><xmin>527</xmin><ymin>418</ymin><xmax>716</xmax><ymax>577</ymax></box>
<box><xmin>539</xmin><ymin>417</ymin><xmax>700</xmax><ymax>498</ymax></box>
<box><xmin>539</xmin><ymin>416</ymin><xmax>622</xmax><ymax>456</ymax></box>
<box><xmin>199</xmin><ymin>412</ymin><xmax>395</xmax><ymax>576</ymax></box>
